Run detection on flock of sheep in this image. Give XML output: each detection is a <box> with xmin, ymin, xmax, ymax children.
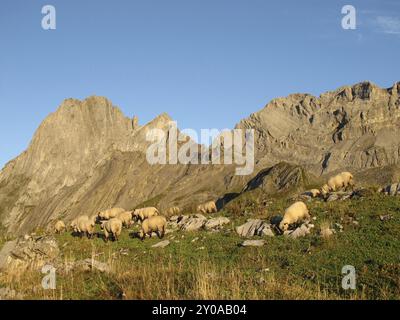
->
<box><xmin>53</xmin><ymin>172</ymin><xmax>354</xmax><ymax>240</ymax></box>
<box><xmin>53</xmin><ymin>200</ymin><xmax>218</xmax><ymax>241</ymax></box>
<box><xmin>280</xmin><ymin>171</ymin><xmax>355</xmax><ymax>230</ymax></box>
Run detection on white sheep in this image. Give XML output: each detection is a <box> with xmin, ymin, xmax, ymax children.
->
<box><xmin>132</xmin><ymin>207</ymin><xmax>159</xmax><ymax>222</ymax></box>
<box><xmin>321</xmin><ymin>175</ymin><xmax>345</xmax><ymax>195</ymax></box>
<box><xmin>339</xmin><ymin>171</ymin><xmax>355</xmax><ymax>190</ymax></box>
<box><xmin>321</xmin><ymin>171</ymin><xmax>355</xmax><ymax>195</ymax></box>
<box><xmin>101</xmin><ymin>218</ymin><xmax>123</xmax><ymax>241</ymax></box>
<box><xmin>139</xmin><ymin>215</ymin><xmax>167</xmax><ymax>240</ymax></box>
<box><xmin>165</xmin><ymin>206</ymin><xmax>181</xmax><ymax>216</ymax></box>
<box><xmin>309</xmin><ymin>189</ymin><xmax>321</xmax><ymax>198</ymax></box>
<box><xmin>54</xmin><ymin>220</ymin><xmax>66</xmax><ymax>234</ymax></box>
<box><xmin>116</xmin><ymin>211</ymin><xmax>133</xmax><ymax>227</ymax></box>
<box><xmin>70</xmin><ymin>218</ymin><xmax>78</xmax><ymax>231</ymax></box>
<box><xmin>77</xmin><ymin>218</ymin><xmax>96</xmax><ymax>239</ymax></box>
<box><xmin>279</xmin><ymin>201</ymin><xmax>310</xmax><ymax>232</ymax></box>
<box><xmin>75</xmin><ymin>215</ymin><xmax>90</xmax><ymax>233</ymax></box>
<box><xmin>98</xmin><ymin>207</ymin><xmax>125</xmax><ymax>220</ymax></box>
<box><xmin>197</xmin><ymin>201</ymin><xmax>217</xmax><ymax>214</ymax></box>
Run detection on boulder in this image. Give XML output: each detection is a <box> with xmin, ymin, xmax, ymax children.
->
<box><xmin>179</xmin><ymin>214</ymin><xmax>207</xmax><ymax>232</ymax></box>
<box><xmin>240</xmin><ymin>240</ymin><xmax>266</xmax><ymax>247</ymax></box>
<box><xmin>236</xmin><ymin>219</ymin><xmax>275</xmax><ymax>238</ymax></box>
<box><xmin>326</xmin><ymin>191</ymin><xmax>353</xmax><ymax>202</ymax></box>
<box><xmin>151</xmin><ymin>240</ymin><xmax>170</xmax><ymax>248</ymax></box>
<box><xmin>284</xmin><ymin>223</ymin><xmax>314</xmax><ymax>239</ymax></box>
<box><xmin>204</xmin><ymin>217</ymin><xmax>230</xmax><ymax>230</ymax></box>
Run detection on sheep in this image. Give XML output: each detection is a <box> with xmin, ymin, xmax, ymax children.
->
<box><xmin>116</xmin><ymin>210</ymin><xmax>134</xmax><ymax>227</ymax></box>
<box><xmin>98</xmin><ymin>207</ymin><xmax>126</xmax><ymax>220</ymax></box>
<box><xmin>132</xmin><ymin>207</ymin><xmax>159</xmax><ymax>222</ymax></box>
<box><xmin>69</xmin><ymin>216</ymin><xmax>87</xmax><ymax>232</ymax></box>
<box><xmin>196</xmin><ymin>201</ymin><xmax>217</xmax><ymax>214</ymax></box>
<box><xmin>89</xmin><ymin>214</ymin><xmax>98</xmax><ymax>224</ymax></box>
<box><xmin>70</xmin><ymin>218</ymin><xmax>78</xmax><ymax>231</ymax></box>
<box><xmin>321</xmin><ymin>174</ymin><xmax>345</xmax><ymax>195</ymax></box>
<box><xmin>309</xmin><ymin>189</ymin><xmax>321</xmax><ymax>198</ymax></box>
<box><xmin>101</xmin><ymin>218</ymin><xmax>122</xmax><ymax>241</ymax></box>
<box><xmin>54</xmin><ymin>220</ymin><xmax>66</xmax><ymax>234</ymax></box>
<box><xmin>165</xmin><ymin>206</ymin><xmax>181</xmax><ymax>216</ymax></box>
<box><xmin>77</xmin><ymin>218</ymin><xmax>96</xmax><ymax>239</ymax></box>
<box><xmin>139</xmin><ymin>215</ymin><xmax>167</xmax><ymax>240</ymax></box>
<box><xmin>321</xmin><ymin>171</ymin><xmax>355</xmax><ymax>195</ymax></box>
<box><xmin>303</xmin><ymin>189</ymin><xmax>321</xmax><ymax>198</ymax></box>
<box><xmin>339</xmin><ymin>171</ymin><xmax>355</xmax><ymax>190</ymax></box>
<box><xmin>75</xmin><ymin>215</ymin><xmax>90</xmax><ymax>232</ymax></box>
<box><xmin>279</xmin><ymin>201</ymin><xmax>310</xmax><ymax>232</ymax></box>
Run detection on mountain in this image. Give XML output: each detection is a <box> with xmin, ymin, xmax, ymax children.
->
<box><xmin>1</xmin><ymin>81</ymin><xmax>399</xmax><ymax>234</ymax></box>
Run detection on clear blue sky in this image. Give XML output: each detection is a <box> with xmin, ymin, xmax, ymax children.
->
<box><xmin>0</xmin><ymin>0</ymin><xmax>399</xmax><ymax>168</ymax></box>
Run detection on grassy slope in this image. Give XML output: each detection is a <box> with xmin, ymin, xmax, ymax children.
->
<box><xmin>1</xmin><ymin>194</ymin><xmax>399</xmax><ymax>300</ymax></box>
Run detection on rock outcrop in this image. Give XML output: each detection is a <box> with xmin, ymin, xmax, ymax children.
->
<box><xmin>0</xmin><ymin>235</ymin><xmax>59</xmax><ymax>273</ymax></box>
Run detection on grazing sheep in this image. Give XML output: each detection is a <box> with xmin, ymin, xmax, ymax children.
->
<box><xmin>339</xmin><ymin>171</ymin><xmax>355</xmax><ymax>190</ymax></box>
<box><xmin>165</xmin><ymin>206</ymin><xmax>181</xmax><ymax>216</ymax></box>
<box><xmin>116</xmin><ymin>211</ymin><xmax>133</xmax><ymax>227</ymax></box>
<box><xmin>101</xmin><ymin>218</ymin><xmax>123</xmax><ymax>241</ymax></box>
<box><xmin>321</xmin><ymin>171</ymin><xmax>355</xmax><ymax>195</ymax></box>
<box><xmin>54</xmin><ymin>220</ymin><xmax>66</xmax><ymax>234</ymax></box>
<box><xmin>309</xmin><ymin>189</ymin><xmax>321</xmax><ymax>198</ymax></box>
<box><xmin>321</xmin><ymin>174</ymin><xmax>345</xmax><ymax>195</ymax></box>
<box><xmin>70</xmin><ymin>218</ymin><xmax>78</xmax><ymax>231</ymax></box>
<box><xmin>132</xmin><ymin>207</ymin><xmax>159</xmax><ymax>222</ymax></box>
<box><xmin>69</xmin><ymin>217</ymin><xmax>82</xmax><ymax>232</ymax></box>
<box><xmin>77</xmin><ymin>218</ymin><xmax>96</xmax><ymax>239</ymax></box>
<box><xmin>98</xmin><ymin>207</ymin><xmax>125</xmax><ymax>220</ymax></box>
<box><xmin>196</xmin><ymin>201</ymin><xmax>217</xmax><ymax>214</ymax></box>
<box><xmin>139</xmin><ymin>215</ymin><xmax>167</xmax><ymax>240</ymax></box>
<box><xmin>279</xmin><ymin>201</ymin><xmax>310</xmax><ymax>232</ymax></box>
<box><xmin>75</xmin><ymin>215</ymin><xmax>90</xmax><ymax>232</ymax></box>
<box><xmin>89</xmin><ymin>214</ymin><xmax>98</xmax><ymax>224</ymax></box>
<box><xmin>303</xmin><ymin>189</ymin><xmax>321</xmax><ymax>198</ymax></box>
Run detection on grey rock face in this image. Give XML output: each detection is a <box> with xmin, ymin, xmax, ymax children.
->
<box><xmin>236</xmin><ymin>81</ymin><xmax>400</xmax><ymax>175</ymax></box>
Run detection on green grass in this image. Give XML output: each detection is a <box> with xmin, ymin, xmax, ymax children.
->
<box><xmin>1</xmin><ymin>194</ymin><xmax>400</xmax><ymax>299</ymax></box>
